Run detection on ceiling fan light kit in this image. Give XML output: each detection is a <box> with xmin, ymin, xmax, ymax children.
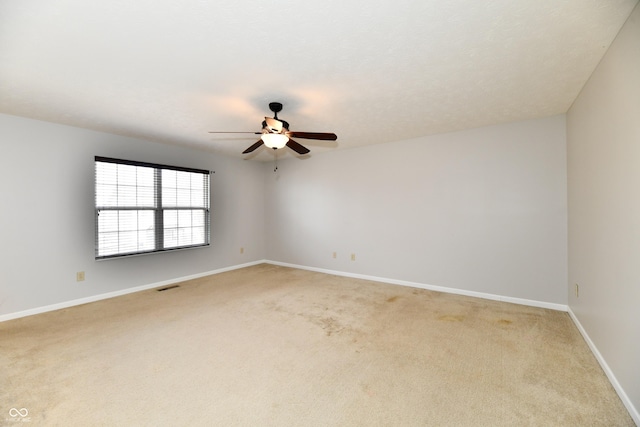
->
<box><xmin>261</xmin><ymin>133</ymin><xmax>289</xmax><ymax>149</ymax></box>
<box><xmin>209</xmin><ymin>101</ymin><xmax>337</xmax><ymax>156</ymax></box>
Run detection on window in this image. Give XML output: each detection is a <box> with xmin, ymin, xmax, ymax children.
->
<box><xmin>95</xmin><ymin>156</ymin><xmax>210</xmax><ymax>259</ymax></box>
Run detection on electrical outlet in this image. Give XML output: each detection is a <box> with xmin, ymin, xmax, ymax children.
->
<box><xmin>332</xmin><ymin>252</ymin><xmax>337</xmax><ymax>259</ymax></box>
<box><xmin>76</xmin><ymin>271</ymin><xmax>85</xmax><ymax>282</ymax></box>
<box><xmin>575</xmin><ymin>283</ymin><xmax>579</xmax><ymax>298</ymax></box>
<box><xmin>351</xmin><ymin>253</ymin><xmax>356</xmax><ymax>261</ymax></box>
<box><xmin>240</xmin><ymin>247</ymin><xmax>244</xmax><ymax>254</ymax></box>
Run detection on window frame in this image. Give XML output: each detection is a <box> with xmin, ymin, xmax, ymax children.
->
<box><xmin>94</xmin><ymin>156</ymin><xmax>211</xmax><ymax>260</ymax></box>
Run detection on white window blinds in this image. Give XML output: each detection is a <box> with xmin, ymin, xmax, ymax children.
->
<box><xmin>95</xmin><ymin>157</ymin><xmax>210</xmax><ymax>259</ymax></box>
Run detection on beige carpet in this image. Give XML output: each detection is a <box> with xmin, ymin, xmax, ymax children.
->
<box><xmin>0</xmin><ymin>264</ymin><xmax>633</xmax><ymax>426</ymax></box>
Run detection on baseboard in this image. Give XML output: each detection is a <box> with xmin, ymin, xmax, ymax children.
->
<box><xmin>2</xmin><ymin>259</ymin><xmax>567</xmax><ymax>322</ymax></box>
<box><xmin>265</xmin><ymin>260</ymin><xmax>568</xmax><ymax>312</ymax></box>
<box><xmin>567</xmin><ymin>308</ymin><xmax>639</xmax><ymax>425</ymax></box>
<box><xmin>0</xmin><ymin>260</ymin><xmax>266</xmax><ymax>323</ymax></box>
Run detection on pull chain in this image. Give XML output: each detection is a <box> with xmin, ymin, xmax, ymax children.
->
<box><xmin>274</xmin><ymin>148</ymin><xmax>278</xmax><ymax>172</ymax></box>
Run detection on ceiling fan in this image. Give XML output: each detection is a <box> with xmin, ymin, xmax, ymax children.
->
<box><xmin>209</xmin><ymin>102</ymin><xmax>337</xmax><ymax>155</ymax></box>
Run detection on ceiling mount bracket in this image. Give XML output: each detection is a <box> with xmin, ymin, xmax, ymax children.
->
<box><xmin>268</xmin><ymin>102</ymin><xmax>283</xmax><ymax>114</ymax></box>
<box><xmin>269</xmin><ymin>102</ymin><xmax>283</xmax><ymax>119</ymax></box>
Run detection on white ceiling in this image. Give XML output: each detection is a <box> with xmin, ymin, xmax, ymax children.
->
<box><xmin>0</xmin><ymin>0</ymin><xmax>637</xmax><ymax>161</ymax></box>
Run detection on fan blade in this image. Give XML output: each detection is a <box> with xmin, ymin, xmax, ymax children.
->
<box><xmin>286</xmin><ymin>131</ymin><xmax>337</xmax><ymax>141</ymax></box>
<box><xmin>286</xmin><ymin>139</ymin><xmax>310</xmax><ymax>155</ymax></box>
<box><xmin>265</xmin><ymin>117</ymin><xmax>283</xmax><ymax>133</ymax></box>
<box><xmin>208</xmin><ymin>131</ymin><xmax>261</xmax><ymax>134</ymax></box>
<box><xmin>242</xmin><ymin>140</ymin><xmax>264</xmax><ymax>154</ymax></box>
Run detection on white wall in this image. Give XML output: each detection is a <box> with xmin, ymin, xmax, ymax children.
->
<box><xmin>265</xmin><ymin>115</ymin><xmax>568</xmax><ymax>305</ymax></box>
<box><xmin>567</xmin><ymin>3</ymin><xmax>640</xmax><ymax>419</ymax></box>
<box><xmin>0</xmin><ymin>113</ymin><xmax>265</xmax><ymax>318</ymax></box>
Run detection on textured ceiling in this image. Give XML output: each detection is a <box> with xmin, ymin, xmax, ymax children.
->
<box><xmin>0</xmin><ymin>0</ymin><xmax>637</xmax><ymax>161</ymax></box>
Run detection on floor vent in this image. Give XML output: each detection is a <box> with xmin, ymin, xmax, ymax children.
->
<box><xmin>157</xmin><ymin>285</ymin><xmax>180</xmax><ymax>292</ymax></box>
